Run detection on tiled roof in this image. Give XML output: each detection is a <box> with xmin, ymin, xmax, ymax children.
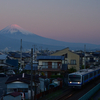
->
<box><xmin>4</xmin><ymin>92</ymin><xmax>21</xmax><ymax>97</ymax></box>
<box><xmin>5</xmin><ymin>73</ymin><xmax>40</xmax><ymax>84</ymax></box>
<box><xmin>6</xmin><ymin>59</ymin><xmax>18</xmax><ymax>67</ymax></box>
<box><xmin>24</xmin><ymin>63</ymin><xmax>38</xmax><ymax>70</ymax></box>
<box><xmin>37</xmin><ymin>56</ymin><xmax>64</xmax><ymax>60</ymax></box>
<box><xmin>8</xmin><ymin>52</ymin><xmax>31</xmax><ymax>58</ymax></box>
<box><xmin>0</xmin><ymin>54</ymin><xmax>7</xmax><ymax>60</ymax></box>
<box><xmin>10</xmin><ymin>92</ymin><xmax>21</xmax><ymax>97</ymax></box>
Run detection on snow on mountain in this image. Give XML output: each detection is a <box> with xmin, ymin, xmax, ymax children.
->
<box><xmin>0</xmin><ymin>24</ymin><xmax>34</xmax><ymax>35</ymax></box>
<box><xmin>0</xmin><ymin>24</ymin><xmax>68</xmax><ymax>46</ymax></box>
<box><xmin>0</xmin><ymin>24</ymin><xmax>100</xmax><ymax>51</ymax></box>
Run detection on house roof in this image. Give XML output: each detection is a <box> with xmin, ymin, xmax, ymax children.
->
<box><xmin>0</xmin><ymin>54</ymin><xmax>7</xmax><ymax>60</ymax></box>
<box><xmin>37</xmin><ymin>56</ymin><xmax>64</xmax><ymax>60</ymax></box>
<box><xmin>22</xmin><ymin>53</ymin><xmax>31</xmax><ymax>57</ymax></box>
<box><xmin>10</xmin><ymin>92</ymin><xmax>21</xmax><ymax>97</ymax></box>
<box><xmin>6</xmin><ymin>59</ymin><xmax>18</xmax><ymax>68</ymax></box>
<box><xmin>24</xmin><ymin>63</ymin><xmax>38</xmax><ymax>70</ymax></box>
<box><xmin>5</xmin><ymin>73</ymin><xmax>40</xmax><ymax>84</ymax></box>
<box><xmin>4</xmin><ymin>92</ymin><xmax>21</xmax><ymax>97</ymax></box>
<box><xmin>8</xmin><ymin>52</ymin><xmax>31</xmax><ymax>58</ymax></box>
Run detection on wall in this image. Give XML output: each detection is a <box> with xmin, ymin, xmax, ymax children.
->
<box><xmin>3</xmin><ymin>95</ymin><xmax>21</xmax><ymax>100</ymax></box>
<box><xmin>51</xmin><ymin>48</ymin><xmax>80</xmax><ymax>71</ymax></box>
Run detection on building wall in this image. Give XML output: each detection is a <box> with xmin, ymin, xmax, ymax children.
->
<box><xmin>7</xmin><ymin>82</ymin><xmax>28</xmax><ymax>88</ymax></box>
<box><xmin>7</xmin><ymin>82</ymin><xmax>28</xmax><ymax>93</ymax></box>
<box><xmin>38</xmin><ymin>60</ymin><xmax>62</xmax><ymax>69</ymax></box>
<box><xmin>67</xmin><ymin>50</ymin><xmax>80</xmax><ymax>71</ymax></box>
<box><xmin>38</xmin><ymin>60</ymin><xmax>62</xmax><ymax>78</ymax></box>
<box><xmin>51</xmin><ymin>48</ymin><xmax>80</xmax><ymax>71</ymax></box>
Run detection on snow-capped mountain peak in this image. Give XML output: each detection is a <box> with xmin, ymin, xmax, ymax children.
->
<box><xmin>7</xmin><ymin>24</ymin><xmax>23</xmax><ymax>30</ymax></box>
<box><xmin>0</xmin><ymin>24</ymin><xmax>34</xmax><ymax>35</ymax></box>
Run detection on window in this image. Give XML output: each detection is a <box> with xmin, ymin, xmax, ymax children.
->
<box><xmin>94</xmin><ymin>71</ymin><xmax>96</xmax><ymax>76</ymax></box>
<box><xmin>62</xmin><ymin>60</ymin><xmax>64</xmax><ymax>64</ymax></box>
<box><xmin>65</xmin><ymin>60</ymin><xmax>68</xmax><ymax>64</ymax></box>
<box><xmin>69</xmin><ymin>75</ymin><xmax>81</xmax><ymax>82</ymax></box>
<box><xmin>62</xmin><ymin>60</ymin><xmax>67</xmax><ymax>64</ymax></box>
<box><xmin>52</xmin><ymin>62</ymin><xmax>57</xmax><ymax>68</ymax></box>
<box><xmin>84</xmin><ymin>75</ymin><xmax>88</xmax><ymax>80</ymax></box>
<box><xmin>89</xmin><ymin>73</ymin><xmax>93</xmax><ymax>78</ymax></box>
<box><xmin>70</xmin><ymin>60</ymin><xmax>76</xmax><ymax>65</ymax></box>
<box><xmin>42</xmin><ymin>62</ymin><xmax>48</xmax><ymax>68</ymax></box>
<box><xmin>99</xmin><ymin>70</ymin><xmax>100</xmax><ymax>74</ymax></box>
<box><xmin>7</xmin><ymin>88</ymin><xmax>14</xmax><ymax>92</ymax></box>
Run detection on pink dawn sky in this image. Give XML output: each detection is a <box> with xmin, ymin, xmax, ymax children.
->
<box><xmin>0</xmin><ymin>0</ymin><xmax>100</xmax><ymax>44</ymax></box>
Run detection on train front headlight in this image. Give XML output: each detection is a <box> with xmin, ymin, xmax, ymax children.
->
<box><xmin>70</xmin><ymin>81</ymin><xmax>72</xmax><ymax>83</ymax></box>
<box><xmin>78</xmin><ymin>82</ymin><xmax>80</xmax><ymax>84</ymax></box>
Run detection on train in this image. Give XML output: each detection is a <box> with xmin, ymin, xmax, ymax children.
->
<box><xmin>68</xmin><ymin>66</ymin><xmax>100</xmax><ymax>88</ymax></box>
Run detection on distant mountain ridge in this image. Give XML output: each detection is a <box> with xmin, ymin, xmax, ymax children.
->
<box><xmin>0</xmin><ymin>24</ymin><xmax>100</xmax><ymax>51</ymax></box>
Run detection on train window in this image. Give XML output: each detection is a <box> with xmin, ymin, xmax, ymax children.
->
<box><xmin>97</xmin><ymin>70</ymin><xmax>99</xmax><ymax>74</ymax></box>
<box><xmin>99</xmin><ymin>70</ymin><xmax>100</xmax><ymax>74</ymax></box>
<box><xmin>89</xmin><ymin>73</ymin><xmax>93</xmax><ymax>78</ymax></box>
<box><xmin>69</xmin><ymin>75</ymin><xmax>81</xmax><ymax>82</ymax></box>
<box><xmin>84</xmin><ymin>75</ymin><xmax>88</xmax><ymax>80</ymax></box>
<box><xmin>96</xmin><ymin>71</ymin><xmax>98</xmax><ymax>74</ymax></box>
<box><xmin>94</xmin><ymin>71</ymin><xmax>96</xmax><ymax>76</ymax></box>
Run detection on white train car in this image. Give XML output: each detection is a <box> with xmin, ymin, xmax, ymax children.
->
<box><xmin>68</xmin><ymin>66</ymin><xmax>100</xmax><ymax>88</ymax></box>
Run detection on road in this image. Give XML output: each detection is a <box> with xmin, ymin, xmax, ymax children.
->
<box><xmin>0</xmin><ymin>76</ymin><xmax>9</xmax><ymax>98</ymax></box>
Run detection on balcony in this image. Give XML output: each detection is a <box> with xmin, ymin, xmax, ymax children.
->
<box><xmin>38</xmin><ymin>64</ymin><xmax>67</xmax><ymax>71</ymax></box>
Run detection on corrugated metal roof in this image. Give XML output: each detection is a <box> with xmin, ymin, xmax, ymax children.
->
<box><xmin>37</xmin><ymin>56</ymin><xmax>64</xmax><ymax>60</ymax></box>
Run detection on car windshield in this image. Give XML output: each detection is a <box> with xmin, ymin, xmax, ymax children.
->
<box><xmin>69</xmin><ymin>75</ymin><xmax>81</xmax><ymax>82</ymax></box>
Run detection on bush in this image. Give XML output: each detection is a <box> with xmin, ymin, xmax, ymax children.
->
<box><xmin>50</xmin><ymin>75</ymin><xmax>63</xmax><ymax>78</ymax></box>
<box><xmin>68</xmin><ymin>67</ymin><xmax>77</xmax><ymax>73</ymax></box>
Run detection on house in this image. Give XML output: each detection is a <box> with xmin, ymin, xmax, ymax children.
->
<box><xmin>39</xmin><ymin>75</ymin><xmax>50</xmax><ymax>92</ymax></box>
<box><xmin>3</xmin><ymin>92</ymin><xmax>21</xmax><ymax>100</ymax></box>
<box><xmin>24</xmin><ymin>62</ymin><xmax>38</xmax><ymax>71</ymax></box>
<box><xmin>7</xmin><ymin>52</ymin><xmax>31</xmax><ymax>67</ymax></box>
<box><xmin>0</xmin><ymin>54</ymin><xmax>7</xmax><ymax>72</ymax></box>
<box><xmin>0</xmin><ymin>54</ymin><xmax>7</xmax><ymax>68</ymax></box>
<box><xmin>37</xmin><ymin>55</ymin><xmax>67</xmax><ymax>78</ymax></box>
<box><xmin>76</xmin><ymin>51</ymin><xmax>100</xmax><ymax>68</ymax></box>
<box><xmin>6</xmin><ymin>59</ymin><xmax>18</xmax><ymax>70</ymax></box>
<box><xmin>5</xmin><ymin>73</ymin><xmax>40</xmax><ymax>99</ymax></box>
<box><xmin>50</xmin><ymin>48</ymin><xmax>80</xmax><ymax>71</ymax></box>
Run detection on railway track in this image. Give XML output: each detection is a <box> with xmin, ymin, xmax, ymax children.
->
<box><xmin>54</xmin><ymin>76</ymin><xmax>100</xmax><ymax>100</ymax></box>
<box><xmin>54</xmin><ymin>88</ymin><xmax>78</xmax><ymax>100</ymax></box>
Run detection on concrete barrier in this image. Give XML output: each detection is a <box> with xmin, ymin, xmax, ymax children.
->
<box><xmin>78</xmin><ymin>83</ymin><xmax>100</xmax><ymax>100</ymax></box>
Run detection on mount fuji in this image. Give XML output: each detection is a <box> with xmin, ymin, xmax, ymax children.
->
<box><xmin>0</xmin><ymin>24</ymin><xmax>100</xmax><ymax>51</ymax></box>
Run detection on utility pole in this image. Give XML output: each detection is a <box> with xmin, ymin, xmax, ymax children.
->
<box><xmin>33</xmin><ymin>45</ymin><xmax>36</xmax><ymax>61</ymax></box>
<box><xmin>33</xmin><ymin>45</ymin><xmax>36</xmax><ymax>100</ymax></box>
<box><xmin>20</xmin><ymin>39</ymin><xmax>22</xmax><ymax>71</ymax></box>
<box><xmin>31</xmin><ymin>48</ymin><xmax>33</xmax><ymax>100</ymax></box>
<box><xmin>84</xmin><ymin>45</ymin><xmax>86</xmax><ymax>69</ymax></box>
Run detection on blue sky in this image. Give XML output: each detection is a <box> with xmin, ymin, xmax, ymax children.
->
<box><xmin>0</xmin><ymin>0</ymin><xmax>100</xmax><ymax>44</ymax></box>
